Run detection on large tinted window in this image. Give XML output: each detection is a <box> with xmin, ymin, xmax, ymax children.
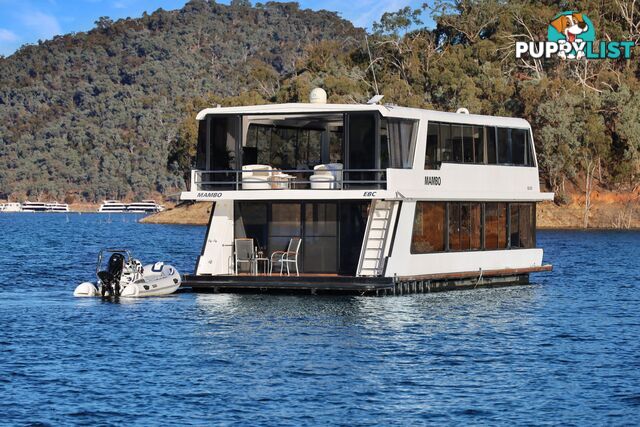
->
<box><xmin>269</xmin><ymin>203</ymin><xmax>301</xmax><ymax>255</ymax></box>
<box><xmin>459</xmin><ymin>203</ymin><xmax>471</xmax><ymax>250</ymax></box>
<box><xmin>497</xmin><ymin>128</ymin><xmax>533</xmax><ymax>166</ymax></box>
<box><xmin>497</xmin><ymin>127</ymin><xmax>511</xmax><ymax>164</ymax></box>
<box><xmin>511</xmin><ymin>128</ymin><xmax>527</xmax><ymax>165</ymax></box>
<box><xmin>470</xmin><ymin>203</ymin><xmax>482</xmax><ymax>250</ymax></box>
<box><xmin>462</xmin><ymin>125</ymin><xmax>474</xmax><ymax>163</ymax></box>
<box><xmin>448</xmin><ymin>203</ymin><xmax>461</xmax><ymax>251</ymax></box>
<box><xmin>235</xmin><ymin>203</ymin><xmax>268</xmax><ymax>250</ymax></box>
<box><xmin>486</xmin><ymin>126</ymin><xmax>497</xmax><ymax>164</ymax></box>
<box><xmin>210</xmin><ymin>116</ymin><xmax>240</xmax><ymax>170</ymax></box>
<box><xmin>196</xmin><ymin>119</ymin><xmax>207</xmax><ymax>170</ymax></box>
<box><xmin>451</xmin><ymin>124</ymin><xmax>463</xmax><ymax>163</ymax></box>
<box><xmin>425</xmin><ymin>123</ymin><xmax>439</xmax><ymax>169</ymax></box>
<box><xmin>304</xmin><ymin>203</ymin><xmax>338</xmax><ymax>273</ymax></box>
<box><xmin>348</xmin><ymin>113</ymin><xmax>377</xmax><ymax>186</ymax></box>
<box><xmin>348</xmin><ymin>113</ymin><xmax>376</xmax><ymax>169</ymax></box>
<box><xmin>484</xmin><ymin>203</ymin><xmax>507</xmax><ymax>249</ymax></box>
<box><xmin>510</xmin><ymin>203</ymin><xmax>535</xmax><ymax>248</ymax></box>
<box><xmin>441</xmin><ymin>123</ymin><xmax>452</xmax><ymax>162</ymax></box>
<box><xmin>473</xmin><ymin>126</ymin><xmax>484</xmax><ymax>164</ymax></box>
<box><xmin>409</xmin><ymin>201</ymin><xmax>532</xmax><ymax>253</ymax></box>
<box><xmin>424</xmin><ymin>122</ymin><xmax>521</xmax><ymax>168</ymax></box>
<box><xmin>448</xmin><ymin>202</ymin><xmax>481</xmax><ymax>251</ymax></box>
<box><xmin>245</xmin><ymin>124</ymin><xmax>324</xmax><ymax>169</ymax></box>
<box><xmin>411</xmin><ymin>202</ymin><xmax>445</xmax><ymax>253</ymax></box>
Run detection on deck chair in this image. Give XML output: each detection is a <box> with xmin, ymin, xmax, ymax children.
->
<box><xmin>234</xmin><ymin>238</ymin><xmax>256</xmax><ymax>275</ymax></box>
<box><xmin>269</xmin><ymin>237</ymin><xmax>302</xmax><ymax>276</ymax></box>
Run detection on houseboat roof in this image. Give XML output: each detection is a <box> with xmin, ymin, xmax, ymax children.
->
<box><xmin>196</xmin><ymin>103</ymin><xmax>531</xmax><ymax>128</ymax></box>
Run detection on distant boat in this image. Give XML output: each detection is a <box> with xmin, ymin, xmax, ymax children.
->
<box><xmin>126</xmin><ymin>200</ymin><xmax>165</xmax><ymax>213</ymax></box>
<box><xmin>21</xmin><ymin>201</ymin><xmax>48</xmax><ymax>212</ymax></box>
<box><xmin>0</xmin><ymin>202</ymin><xmax>22</xmax><ymax>212</ymax></box>
<box><xmin>46</xmin><ymin>202</ymin><xmax>70</xmax><ymax>212</ymax></box>
<box><xmin>98</xmin><ymin>200</ymin><xmax>127</xmax><ymax>213</ymax></box>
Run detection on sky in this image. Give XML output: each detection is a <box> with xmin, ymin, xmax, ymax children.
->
<box><xmin>0</xmin><ymin>0</ymin><xmax>432</xmax><ymax>57</ymax></box>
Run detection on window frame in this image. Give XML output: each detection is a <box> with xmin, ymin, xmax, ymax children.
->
<box><xmin>410</xmin><ymin>201</ymin><xmax>536</xmax><ymax>254</ymax></box>
<box><xmin>422</xmin><ymin>120</ymin><xmax>536</xmax><ymax>169</ymax></box>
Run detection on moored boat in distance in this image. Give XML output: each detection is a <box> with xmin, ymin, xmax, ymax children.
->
<box><xmin>98</xmin><ymin>200</ymin><xmax>127</xmax><ymax>213</ymax></box>
<box><xmin>126</xmin><ymin>200</ymin><xmax>165</xmax><ymax>213</ymax></box>
<box><xmin>0</xmin><ymin>203</ymin><xmax>22</xmax><ymax>212</ymax></box>
<box><xmin>46</xmin><ymin>202</ymin><xmax>70</xmax><ymax>212</ymax></box>
<box><xmin>179</xmin><ymin>88</ymin><xmax>554</xmax><ymax>295</ymax></box>
<box><xmin>21</xmin><ymin>201</ymin><xmax>48</xmax><ymax>212</ymax></box>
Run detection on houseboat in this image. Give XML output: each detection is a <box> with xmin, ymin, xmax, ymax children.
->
<box><xmin>0</xmin><ymin>203</ymin><xmax>22</xmax><ymax>212</ymax></box>
<box><xmin>46</xmin><ymin>202</ymin><xmax>70</xmax><ymax>212</ymax></box>
<box><xmin>98</xmin><ymin>200</ymin><xmax>127</xmax><ymax>213</ymax></box>
<box><xmin>126</xmin><ymin>200</ymin><xmax>165</xmax><ymax>213</ymax></box>
<box><xmin>180</xmin><ymin>90</ymin><xmax>553</xmax><ymax>295</ymax></box>
<box><xmin>21</xmin><ymin>201</ymin><xmax>48</xmax><ymax>212</ymax></box>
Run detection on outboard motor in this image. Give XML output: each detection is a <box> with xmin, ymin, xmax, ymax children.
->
<box><xmin>97</xmin><ymin>253</ymin><xmax>125</xmax><ymax>297</ymax></box>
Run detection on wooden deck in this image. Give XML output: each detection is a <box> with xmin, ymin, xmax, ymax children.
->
<box><xmin>181</xmin><ymin>265</ymin><xmax>553</xmax><ymax>296</ymax></box>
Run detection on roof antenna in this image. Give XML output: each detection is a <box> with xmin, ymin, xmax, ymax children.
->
<box><xmin>365</xmin><ymin>35</ymin><xmax>380</xmax><ymax>97</ymax></box>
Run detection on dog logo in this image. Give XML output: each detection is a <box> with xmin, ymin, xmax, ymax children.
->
<box><xmin>516</xmin><ymin>11</ymin><xmax>633</xmax><ymax>60</ymax></box>
<box><xmin>548</xmin><ymin>12</ymin><xmax>595</xmax><ymax>59</ymax></box>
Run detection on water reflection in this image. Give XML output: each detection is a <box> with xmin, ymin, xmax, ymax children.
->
<box><xmin>194</xmin><ymin>284</ymin><xmax>541</xmax><ymax>330</ymax></box>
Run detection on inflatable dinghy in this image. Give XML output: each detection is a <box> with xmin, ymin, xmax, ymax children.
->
<box><xmin>74</xmin><ymin>249</ymin><xmax>181</xmax><ymax>298</ymax></box>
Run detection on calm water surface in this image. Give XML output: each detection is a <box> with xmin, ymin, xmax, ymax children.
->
<box><xmin>0</xmin><ymin>213</ymin><xmax>639</xmax><ymax>425</ymax></box>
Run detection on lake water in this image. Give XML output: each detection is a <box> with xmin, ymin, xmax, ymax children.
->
<box><xmin>0</xmin><ymin>213</ymin><xmax>639</xmax><ymax>425</ymax></box>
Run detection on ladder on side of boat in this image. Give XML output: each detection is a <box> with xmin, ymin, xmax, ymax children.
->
<box><xmin>357</xmin><ymin>200</ymin><xmax>398</xmax><ymax>277</ymax></box>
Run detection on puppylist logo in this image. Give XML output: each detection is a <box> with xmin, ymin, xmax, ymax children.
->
<box><xmin>516</xmin><ymin>11</ymin><xmax>635</xmax><ymax>60</ymax></box>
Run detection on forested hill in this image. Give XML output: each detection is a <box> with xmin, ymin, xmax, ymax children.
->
<box><xmin>0</xmin><ymin>1</ymin><xmax>361</xmax><ymax>202</ymax></box>
<box><xmin>1</xmin><ymin>0</ymin><xmax>639</xmax><ymax>205</ymax></box>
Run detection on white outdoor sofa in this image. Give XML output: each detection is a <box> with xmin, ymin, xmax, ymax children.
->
<box><xmin>309</xmin><ymin>163</ymin><xmax>343</xmax><ymax>189</ymax></box>
<box><xmin>242</xmin><ymin>164</ymin><xmax>293</xmax><ymax>190</ymax></box>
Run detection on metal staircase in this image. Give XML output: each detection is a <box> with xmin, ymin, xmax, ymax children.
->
<box><xmin>357</xmin><ymin>200</ymin><xmax>398</xmax><ymax>277</ymax></box>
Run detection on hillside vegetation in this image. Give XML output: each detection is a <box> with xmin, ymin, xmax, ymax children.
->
<box><xmin>0</xmin><ymin>1</ymin><xmax>360</xmax><ymax>202</ymax></box>
<box><xmin>1</xmin><ymin>0</ymin><xmax>639</xmax><ymax>221</ymax></box>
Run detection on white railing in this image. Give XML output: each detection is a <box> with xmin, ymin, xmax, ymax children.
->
<box><xmin>190</xmin><ymin>168</ymin><xmax>387</xmax><ymax>191</ymax></box>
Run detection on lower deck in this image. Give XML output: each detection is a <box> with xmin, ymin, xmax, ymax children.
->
<box><xmin>181</xmin><ymin>265</ymin><xmax>552</xmax><ymax>296</ymax></box>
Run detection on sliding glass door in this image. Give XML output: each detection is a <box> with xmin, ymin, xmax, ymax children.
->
<box><xmin>235</xmin><ymin>201</ymin><xmax>350</xmax><ymax>274</ymax></box>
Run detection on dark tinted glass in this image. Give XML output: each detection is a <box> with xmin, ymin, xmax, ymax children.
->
<box><xmin>211</xmin><ymin>116</ymin><xmax>239</xmax><ymax>170</ymax></box>
<box><xmin>425</xmin><ymin>122</ymin><xmax>439</xmax><ymax>169</ymax></box>
<box><xmin>511</xmin><ymin>128</ymin><xmax>527</xmax><ymax>165</ymax></box>
<box><xmin>459</xmin><ymin>203</ymin><xmax>471</xmax><ymax>250</ymax></box>
<box><xmin>484</xmin><ymin>202</ymin><xmax>507</xmax><ymax>249</ymax></box>
<box><xmin>441</xmin><ymin>123</ymin><xmax>452</xmax><ymax>162</ymax></box>
<box><xmin>303</xmin><ymin>203</ymin><xmax>338</xmax><ymax>272</ymax></box>
<box><xmin>196</xmin><ymin>119</ymin><xmax>207</xmax><ymax>170</ymax></box>
<box><xmin>348</xmin><ymin>113</ymin><xmax>377</xmax><ymax>185</ymax></box>
<box><xmin>509</xmin><ymin>204</ymin><xmax>520</xmax><ymax>248</ymax></box>
<box><xmin>463</xmin><ymin>125</ymin><xmax>474</xmax><ymax>163</ymax></box>
<box><xmin>270</xmin><ymin>203</ymin><xmax>301</xmax><ymax>237</ymax></box>
<box><xmin>452</xmin><ymin>125</ymin><xmax>463</xmax><ymax>163</ymax></box>
<box><xmin>473</xmin><ymin>126</ymin><xmax>484</xmax><ymax>164</ymax></box>
<box><xmin>235</xmin><ymin>202</ymin><xmax>268</xmax><ymax>250</ymax></box>
<box><xmin>448</xmin><ymin>202</ymin><xmax>461</xmax><ymax>251</ymax></box>
<box><xmin>470</xmin><ymin>203</ymin><xmax>482</xmax><ymax>250</ymax></box>
<box><xmin>411</xmin><ymin>202</ymin><xmax>445</xmax><ymax>253</ymax></box>
<box><xmin>486</xmin><ymin>126</ymin><xmax>497</xmax><ymax>164</ymax></box>
<box><xmin>497</xmin><ymin>127</ymin><xmax>511</xmax><ymax>164</ymax></box>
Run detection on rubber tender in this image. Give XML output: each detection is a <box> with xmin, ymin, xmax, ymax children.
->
<box><xmin>74</xmin><ymin>249</ymin><xmax>181</xmax><ymax>298</ymax></box>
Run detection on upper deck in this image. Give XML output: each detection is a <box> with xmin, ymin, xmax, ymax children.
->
<box><xmin>180</xmin><ymin>102</ymin><xmax>553</xmax><ymax>202</ymax></box>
